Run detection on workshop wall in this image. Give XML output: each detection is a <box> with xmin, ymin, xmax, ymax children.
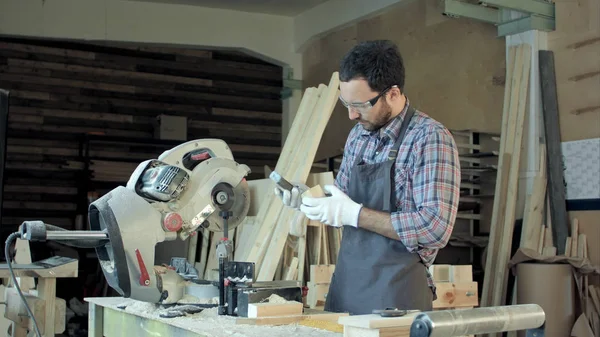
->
<box><xmin>302</xmin><ymin>0</ymin><xmax>506</xmax><ymax>161</ymax></box>
<box><xmin>0</xmin><ymin>37</ymin><xmax>283</xmax><ymax>232</ymax></box>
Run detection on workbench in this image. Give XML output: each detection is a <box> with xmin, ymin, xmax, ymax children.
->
<box><xmin>85</xmin><ymin>297</ymin><xmax>345</xmax><ymax>337</ymax></box>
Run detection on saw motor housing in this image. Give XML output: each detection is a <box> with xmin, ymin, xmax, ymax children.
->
<box><xmin>88</xmin><ymin>139</ymin><xmax>251</xmax><ymax>304</ymax></box>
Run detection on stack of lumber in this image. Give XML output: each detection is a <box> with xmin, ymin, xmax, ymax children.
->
<box><xmin>481</xmin><ymin>43</ymin><xmax>572</xmax><ymax>323</ymax></box>
<box><xmin>562</xmin><ymin>218</ymin><xmax>599</xmax><ymax>337</ymax></box>
<box><xmin>480</xmin><ymin>43</ymin><xmax>533</xmax><ymax>313</ymax></box>
<box><xmin>235</xmin><ymin>72</ymin><xmax>341</xmax><ymax>282</ymax></box>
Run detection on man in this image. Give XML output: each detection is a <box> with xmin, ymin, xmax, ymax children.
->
<box><xmin>275</xmin><ymin>40</ymin><xmax>461</xmax><ymax>315</ymax></box>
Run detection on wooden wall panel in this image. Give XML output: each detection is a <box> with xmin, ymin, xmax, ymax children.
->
<box><xmin>0</xmin><ymin>37</ymin><xmax>283</xmax><ymax>231</ymax></box>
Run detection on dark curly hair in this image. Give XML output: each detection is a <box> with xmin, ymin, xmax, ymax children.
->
<box><xmin>339</xmin><ymin>40</ymin><xmax>405</xmax><ymax>93</ymax></box>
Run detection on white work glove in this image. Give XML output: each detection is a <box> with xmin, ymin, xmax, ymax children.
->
<box><xmin>300</xmin><ymin>185</ymin><xmax>362</xmax><ymax>228</ymax></box>
<box><xmin>274</xmin><ymin>183</ymin><xmax>309</xmax><ymax>210</ymax></box>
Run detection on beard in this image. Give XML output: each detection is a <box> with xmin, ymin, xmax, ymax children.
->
<box><xmin>359</xmin><ymin>100</ymin><xmax>393</xmax><ymax>131</ymax></box>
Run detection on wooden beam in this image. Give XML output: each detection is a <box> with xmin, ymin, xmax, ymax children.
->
<box><xmin>539</xmin><ymin>50</ymin><xmax>569</xmax><ymax>255</ymax></box>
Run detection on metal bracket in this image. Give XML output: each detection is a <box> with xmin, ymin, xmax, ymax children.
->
<box><xmin>480</xmin><ymin>0</ymin><xmax>554</xmax><ymax>18</ymax></box>
<box><xmin>442</xmin><ymin>0</ymin><xmax>555</xmax><ymax>37</ymax></box>
<box><xmin>497</xmin><ymin>14</ymin><xmax>555</xmax><ymax>37</ymax></box>
<box><xmin>443</xmin><ymin>0</ymin><xmax>499</xmax><ymax>24</ymax></box>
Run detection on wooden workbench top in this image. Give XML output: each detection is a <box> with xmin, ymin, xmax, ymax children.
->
<box><xmin>85</xmin><ymin>297</ymin><xmax>343</xmax><ymax>337</ymax></box>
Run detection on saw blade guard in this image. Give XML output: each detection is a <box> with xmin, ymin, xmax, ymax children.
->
<box><xmin>177</xmin><ymin>157</ymin><xmax>251</xmax><ymax>234</ymax></box>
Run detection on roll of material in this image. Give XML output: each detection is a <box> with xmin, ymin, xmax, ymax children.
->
<box><xmin>516</xmin><ymin>263</ymin><xmax>576</xmax><ymax>337</ymax></box>
<box><xmin>409</xmin><ymin>304</ymin><xmax>545</xmax><ymax>337</ymax></box>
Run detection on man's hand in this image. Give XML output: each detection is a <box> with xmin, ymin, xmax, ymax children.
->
<box><xmin>274</xmin><ymin>183</ymin><xmax>309</xmax><ymax>210</ymax></box>
<box><xmin>300</xmin><ymin>185</ymin><xmax>362</xmax><ymax>227</ymax></box>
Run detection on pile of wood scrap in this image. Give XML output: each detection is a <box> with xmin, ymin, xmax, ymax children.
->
<box><xmin>235</xmin><ymin>72</ymin><xmax>341</xmax><ymax>282</ymax></box>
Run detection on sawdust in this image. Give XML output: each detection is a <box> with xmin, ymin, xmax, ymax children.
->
<box><xmin>111</xmin><ymin>298</ymin><xmax>343</xmax><ymax>337</ymax></box>
<box><xmin>263</xmin><ymin>293</ymin><xmax>289</xmax><ymax>304</ymax></box>
<box><xmin>178</xmin><ymin>294</ymin><xmax>219</xmax><ymax>304</ymax></box>
<box><xmin>121</xmin><ymin>300</ymin><xmax>159</xmax><ymax>316</ymax></box>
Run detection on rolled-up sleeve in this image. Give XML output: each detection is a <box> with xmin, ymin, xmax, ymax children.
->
<box><xmin>391</xmin><ymin>126</ymin><xmax>461</xmax><ymax>253</ymax></box>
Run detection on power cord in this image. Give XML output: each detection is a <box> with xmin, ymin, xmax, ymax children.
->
<box><xmin>5</xmin><ymin>232</ymin><xmax>42</xmax><ymax>337</ymax></box>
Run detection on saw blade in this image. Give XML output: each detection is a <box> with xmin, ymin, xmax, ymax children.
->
<box><xmin>205</xmin><ymin>178</ymin><xmax>250</xmax><ymax>232</ymax></box>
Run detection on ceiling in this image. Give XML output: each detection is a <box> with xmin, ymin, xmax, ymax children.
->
<box><xmin>128</xmin><ymin>0</ymin><xmax>330</xmax><ymax>16</ymax></box>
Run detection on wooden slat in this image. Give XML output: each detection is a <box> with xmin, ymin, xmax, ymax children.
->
<box><xmin>251</xmin><ymin>73</ymin><xmax>340</xmax><ymax>281</ymax></box>
<box><xmin>481</xmin><ymin>43</ymin><xmax>531</xmax><ymax>314</ymax></box>
<box><xmin>539</xmin><ymin>50</ymin><xmax>570</xmax><ymax>255</ymax></box>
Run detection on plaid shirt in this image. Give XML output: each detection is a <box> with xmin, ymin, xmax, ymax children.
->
<box><xmin>335</xmin><ymin>99</ymin><xmax>461</xmax><ymax>288</ymax></box>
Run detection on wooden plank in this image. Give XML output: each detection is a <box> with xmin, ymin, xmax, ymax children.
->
<box><xmin>539</xmin><ymin>50</ymin><xmax>570</xmax><ymax>255</ymax></box>
<box><xmin>520</xmin><ymin>146</ymin><xmax>547</xmax><ymax>250</ymax></box>
<box><xmin>481</xmin><ymin>44</ymin><xmax>529</xmax><ymax>310</ymax></box>
<box><xmin>480</xmin><ymin>42</ymin><xmax>516</xmax><ymax>307</ymax></box>
<box><xmin>433</xmin><ymin>282</ymin><xmax>479</xmax><ymax>309</ymax></box>
<box><xmin>310</xmin><ymin>265</ymin><xmax>335</xmax><ymax>284</ymax></box>
<box><xmin>246</xmin><ymin>301</ymin><xmax>303</xmax><ymax>318</ymax></box>
<box><xmin>255</xmin><ymin>74</ymin><xmax>340</xmax><ymax>281</ymax></box>
<box><xmin>338</xmin><ymin>312</ymin><xmax>420</xmax><ymax>329</ymax></box>
<box><xmin>237</xmin><ymin>85</ymin><xmax>321</xmax><ymax>264</ymax></box>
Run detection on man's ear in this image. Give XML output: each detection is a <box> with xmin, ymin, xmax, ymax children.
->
<box><xmin>387</xmin><ymin>86</ymin><xmax>402</xmax><ymax>103</ymax></box>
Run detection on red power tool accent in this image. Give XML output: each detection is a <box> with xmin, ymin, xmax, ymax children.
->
<box><xmin>135</xmin><ymin>249</ymin><xmax>150</xmax><ymax>286</ymax></box>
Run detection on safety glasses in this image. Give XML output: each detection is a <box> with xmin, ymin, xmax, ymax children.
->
<box><xmin>339</xmin><ymin>85</ymin><xmax>397</xmax><ymax>115</ymax></box>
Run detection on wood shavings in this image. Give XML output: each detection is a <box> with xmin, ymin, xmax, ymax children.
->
<box><xmin>264</xmin><ymin>294</ymin><xmax>289</xmax><ymax>304</ymax></box>
<box><xmin>178</xmin><ymin>294</ymin><xmax>219</xmax><ymax>304</ymax></box>
<box><xmin>94</xmin><ymin>297</ymin><xmax>342</xmax><ymax>337</ymax></box>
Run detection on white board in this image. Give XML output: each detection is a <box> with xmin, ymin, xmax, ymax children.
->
<box><xmin>561</xmin><ymin>138</ymin><xmax>600</xmax><ymax>201</ymax></box>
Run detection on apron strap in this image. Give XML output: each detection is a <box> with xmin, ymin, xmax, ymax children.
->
<box><xmin>387</xmin><ymin>105</ymin><xmax>416</xmax><ymax>160</ymax></box>
<box><xmin>353</xmin><ymin>104</ymin><xmax>417</xmax><ymax>167</ymax></box>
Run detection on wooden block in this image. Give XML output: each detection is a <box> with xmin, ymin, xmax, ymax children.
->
<box><xmin>433</xmin><ymin>282</ymin><xmax>479</xmax><ymax>309</ymax></box>
<box><xmin>302</xmin><ymin>185</ymin><xmax>326</xmax><ymax>198</ymax></box>
<box><xmin>307</xmin><ymin>282</ymin><xmax>329</xmax><ymax>309</ymax></box>
<box><xmin>430</xmin><ymin>265</ymin><xmax>451</xmax><ymax>282</ymax></box>
<box><xmin>451</xmin><ymin>265</ymin><xmax>473</xmax><ymax>283</ymax></box>
<box><xmin>310</xmin><ymin>265</ymin><xmax>335</xmax><ymax>284</ymax></box>
<box><xmin>246</xmin><ymin>301</ymin><xmax>303</xmax><ymax>318</ymax></box>
<box><xmin>236</xmin><ymin>309</ymin><xmax>348</xmax><ymax>326</ymax></box>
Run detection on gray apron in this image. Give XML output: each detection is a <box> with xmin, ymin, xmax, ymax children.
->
<box><xmin>324</xmin><ymin>106</ymin><xmax>434</xmax><ymax>315</ymax></box>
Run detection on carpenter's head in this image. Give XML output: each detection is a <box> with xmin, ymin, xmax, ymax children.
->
<box><xmin>339</xmin><ymin>40</ymin><xmax>406</xmax><ymax>131</ymax></box>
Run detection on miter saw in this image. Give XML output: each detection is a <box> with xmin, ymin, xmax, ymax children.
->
<box><xmin>13</xmin><ymin>138</ymin><xmax>302</xmax><ymax>318</ymax></box>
